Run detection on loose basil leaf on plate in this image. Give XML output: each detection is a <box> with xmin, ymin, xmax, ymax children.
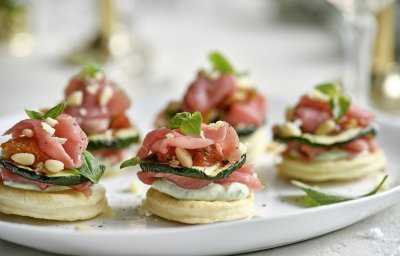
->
<box><xmin>74</xmin><ymin>151</ymin><xmax>105</xmax><ymax>183</ymax></box>
<box><xmin>168</xmin><ymin>112</ymin><xmax>203</xmax><ymax>135</ymax></box>
<box><xmin>291</xmin><ymin>175</ymin><xmax>388</xmax><ymax>205</ymax></box>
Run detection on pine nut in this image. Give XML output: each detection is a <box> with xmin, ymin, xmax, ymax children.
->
<box><xmin>11</xmin><ymin>153</ymin><xmax>35</xmax><ymax>166</ymax></box>
<box><xmin>175</xmin><ymin>148</ymin><xmax>193</xmax><ymax>168</ymax></box>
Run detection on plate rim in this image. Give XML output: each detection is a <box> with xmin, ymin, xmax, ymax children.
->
<box><xmin>1</xmin><ymin>183</ymin><xmax>399</xmax><ymax>236</ymax></box>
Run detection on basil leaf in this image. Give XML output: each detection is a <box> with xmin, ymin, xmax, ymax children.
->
<box><xmin>25</xmin><ymin>110</ymin><xmax>43</xmax><ymax>120</ymax></box>
<box><xmin>74</xmin><ymin>151</ymin><xmax>105</xmax><ymax>183</ymax></box>
<box><xmin>291</xmin><ymin>180</ymin><xmax>353</xmax><ymax>204</ymax></box>
<box><xmin>25</xmin><ymin>102</ymin><xmax>66</xmax><ymax>120</ymax></box>
<box><xmin>43</xmin><ymin>101</ymin><xmax>67</xmax><ymax>119</ymax></box>
<box><xmin>208</xmin><ymin>51</ymin><xmax>235</xmax><ymax>74</ymax></box>
<box><xmin>180</xmin><ymin>112</ymin><xmax>203</xmax><ymax>135</ymax></box>
<box><xmin>360</xmin><ymin>175</ymin><xmax>388</xmax><ymax>197</ymax></box>
<box><xmin>167</xmin><ymin>112</ymin><xmax>203</xmax><ymax>135</ymax></box>
<box><xmin>80</xmin><ymin>60</ymin><xmax>103</xmax><ymax>78</ymax></box>
<box><xmin>282</xmin><ymin>195</ymin><xmax>320</xmax><ymax>208</ymax></box>
<box><xmin>315</xmin><ymin>82</ymin><xmax>351</xmax><ymax>121</ymax></box>
<box><xmin>291</xmin><ymin>175</ymin><xmax>388</xmax><ymax>206</ymax></box>
<box><xmin>315</xmin><ymin>82</ymin><xmax>340</xmax><ymax>97</ymax></box>
<box><xmin>120</xmin><ymin>156</ymin><xmax>141</xmax><ymax>169</ymax></box>
<box><xmin>329</xmin><ymin>94</ymin><xmax>350</xmax><ymax>121</ymax></box>
<box><xmin>168</xmin><ymin>112</ymin><xmax>190</xmax><ymax>129</ymax></box>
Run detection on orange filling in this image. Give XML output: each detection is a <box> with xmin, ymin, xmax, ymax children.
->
<box><xmin>1</xmin><ymin>137</ymin><xmax>50</xmax><ymax>166</ymax></box>
<box><xmin>155</xmin><ymin>145</ymin><xmax>224</xmax><ymax>167</ymax></box>
<box><xmin>110</xmin><ymin>113</ymin><xmax>131</xmax><ymax>130</ymax></box>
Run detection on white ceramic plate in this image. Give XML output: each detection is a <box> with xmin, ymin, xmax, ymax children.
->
<box><xmin>0</xmin><ymin>99</ymin><xmax>400</xmax><ymax>256</ymax></box>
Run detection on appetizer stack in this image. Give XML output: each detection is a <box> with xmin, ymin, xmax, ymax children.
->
<box><xmin>273</xmin><ymin>83</ymin><xmax>386</xmax><ymax>182</ymax></box>
<box><xmin>63</xmin><ymin>64</ymin><xmax>139</xmax><ymax>176</ymax></box>
<box><xmin>122</xmin><ymin>112</ymin><xmax>264</xmax><ymax>224</ymax></box>
<box><xmin>0</xmin><ymin>103</ymin><xmax>107</xmax><ymax>221</ymax></box>
<box><xmin>0</xmin><ymin>58</ymin><xmax>390</xmax><ymax>228</ymax></box>
<box><xmin>155</xmin><ymin>52</ymin><xmax>267</xmax><ymax>161</ymax></box>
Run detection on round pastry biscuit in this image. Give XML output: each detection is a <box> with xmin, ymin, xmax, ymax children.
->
<box><xmin>240</xmin><ymin>127</ymin><xmax>267</xmax><ymax>163</ymax></box>
<box><xmin>277</xmin><ymin>150</ymin><xmax>386</xmax><ymax>182</ymax></box>
<box><xmin>142</xmin><ymin>188</ymin><xmax>255</xmax><ymax>224</ymax></box>
<box><xmin>0</xmin><ymin>184</ymin><xmax>108</xmax><ymax>221</ymax></box>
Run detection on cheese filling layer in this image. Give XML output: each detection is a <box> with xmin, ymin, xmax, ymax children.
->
<box><xmin>3</xmin><ymin>181</ymin><xmax>70</xmax><ymax>192</ymax></box>
<box><xmin>151</xmin><ymin>179</ymin><xmax>250</xmax><ymax>201</ymax></box>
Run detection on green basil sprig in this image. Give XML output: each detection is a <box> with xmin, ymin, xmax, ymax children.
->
<box><xmin>315</xmin><ymin>83</ymin><xmax>351</xmax><ymax>121</ymax></box>
<box><xmin>291</xmin><ymin>175</ymin><xmax>388</xmax><ymax>206</ymax></box>
<box><xmin>79</xmin><ymin>60</ymin><xmax>103</xmax><ymax>78</ymax></box>
<box><xmin>73</xmin><ymin>151</ymin><xmax>105</xmax><ymax>183</ymax></box>
<box><xmin>168</xmin><ymin>112</ymin><xmax>203</xmax><ymax>135</ymax></box>
<box><xmin>208</xmin><ymin>51</ymin><xmax>236</xmax><ymax>74</ymax></box>
<box><xmin>25</xmin><ymin>101</ymin><xmax>67</xmax><ymax>120</ymax></box>
<box><xmin>120</xmin><ymin>111</ymin><xmax>204</xmax><ymax>169</ymax></box>
<box><xmin>25</xmin><ymin>110</ymin><xmax>43</xmax><ymax>120</ymax></box>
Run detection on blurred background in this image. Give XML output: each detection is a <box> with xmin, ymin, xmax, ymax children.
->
<box><xmin>0</xmin><ymin>0</ymin><xmax>399</xmax><ymax>123</ymax></box>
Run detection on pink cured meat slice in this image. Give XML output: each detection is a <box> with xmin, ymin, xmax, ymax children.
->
<box><xmin>137</xmin><ymin>171</ymin><xmax>212</xmax><ymax>189</ymax></box>
<box><xmin>296</xmin><ymin>95</ymin><xmax>331</xmax><ymax>112</ymax></box>
<box><xmin>341</xmin><ymin>138</ymin><xmax>378</xmax><ymax>153</ymax></box>
<box><xmin>224</xmin><ymin>94</ymin><xmax>267</xmax><ymax>127</ymax></box>
<box><xmin>294</xmin><ymin>107</ymin><xmax>331</xmax><ymax>133</ymax></box>
<box><xmin>294</xmin><ymin>96</ymin><xmax>374</xmax><ymax>133</ymax></box>
<box><xmin>287</xmin><ymin>137</ymin><xmax>379</xmax><ymax>161</ymax></box>
<box><xmin>0</xmin><ymin>167</ymin><xmax>49</xmax><ymax>190</ymax></box>
<box><xmin>136</xmin><ymin>122</ymin><xmax>241</xmax><ymax>163</ymax></box>
<box><xmin>151</xmin><ymin>136</ymin><xmax>214</xmax><ymax>155</ymax></box>
<box><xmin>54</xmin><ymin>114</ymin><xmax>88</xmax><ymax>167</ymax></box>
<box><xmin>182</xmin><ymin>74</ymin><xmax>236</xmax><ymax>114</ymax></box>
<box><xmin>297</xmin><ymin>144</ymin><xmax>327</xmax><ymax>160</ymax></box>
<box><xmin>65</xmin><ymin>77</ymin><xmax>131</xmax><ymax>118</ymax></box>
<box><xmin>70</xmin><ymin>181</ymin><xmax>93</xmax><ymax>196</ymax></box>
<box><xmin>64</xmin><ymin>76</ymin><xmax>131</xmax><ymax>134</ymax></box>
<box><xmin>3</xmin><ymin>114</ymin><xmax>87</xmax><ymax>168</ymax></box>
<box><xmin>346</xmin><ymin>105</ymin><xmax>374</xmax><ymax>122</ymax></box>
<box><xmin>215</xmin><ymin>164</ymin><xmax>264</xmax><ymax>191</ymax></box>
<box><xmin>219</xmin><ymin>125</ymin><xmax>241</xmax><ymax>162</ymax></box>
<box><xmin>78</xmin><ymin>118</ymin><xmax>110</xmax><ymax>135</ymax></box>
<box><xmin>0</xmin><ymin>167</ymin><xmax>93</xmax><ymax>195</ymax></box>
<box><xmin>201</xmin><ymin>123</ymin><xmax>228</xmax><ymax>142</ymax></box>
<box><xmin>137</xmin><ymin>164</ymin><xmax>263</xmax><ymax>191</ymax></box>
<box><xmin>136</xmin><ymin>128</ymin><xmax>172</xmax><ymax>160</ymax></box>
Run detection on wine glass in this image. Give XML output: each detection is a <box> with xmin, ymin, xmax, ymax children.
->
<box><xmin>327</xmin><ymin>0</ymin><xmax>394</xmax><ymax>105</ymax></box>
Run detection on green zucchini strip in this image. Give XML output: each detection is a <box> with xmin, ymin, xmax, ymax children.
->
<box><xmin>0</xmin><ymin>160</ymin><xmax>89</xmax><ymax>186</ymax></box>
<box><xmin>273</xmin><ymin>126</ymin><xmax>376</xmax><ymax>147</ymax></box>
<box><xmin>140</xmin><ymin>154</ymin><xmax>246</xmax><ymax>181</ymax></box>
<box><xmin>87</xmin><ymin>135</ymin><xmax>139</xmax><ymax>150</ymax></box>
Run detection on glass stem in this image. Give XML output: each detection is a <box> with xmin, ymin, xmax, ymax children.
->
<box><xmin>341</xmin><ymin>10</ymin><xmax>376</xmax><ymax>105</ymax></box>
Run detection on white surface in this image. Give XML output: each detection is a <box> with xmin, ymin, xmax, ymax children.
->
<box><xmin>0</xmin><ymin>103</ymin><xmax>400</xmax><ymax>256</ymax></box>
<box><xmin>2</xmin><ymin>203</ymin><xmax>400</xmax><ymax>256</ymax></box>
<box><xmin>1</xmin><ymin>1</ymin><xmax>400</xmax><ymax>255</ymax></box>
